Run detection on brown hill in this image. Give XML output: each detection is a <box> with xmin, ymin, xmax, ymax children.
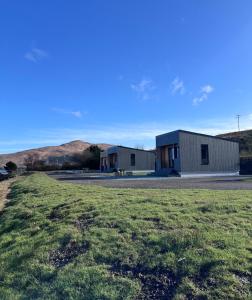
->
<box><xmin>217</xmin><ymin>129</ymin><xmax>252</xmax><ymax>157</ymax></box>
<box><xmin>0</xmin><ymin>140</ymin><xmax>112</xmax><ymax>166</ymax></box>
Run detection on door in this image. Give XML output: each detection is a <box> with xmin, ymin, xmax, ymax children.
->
<box><xmin>168</xmin><ymin>147</ymin><xmax>174</xmax><ymax>168</ymax></box>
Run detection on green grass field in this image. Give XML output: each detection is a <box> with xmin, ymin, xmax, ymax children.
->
<box><xmin>0</xmin><ymin>174</ymin><xmax>251</xmax><ymax>299</ymax></box>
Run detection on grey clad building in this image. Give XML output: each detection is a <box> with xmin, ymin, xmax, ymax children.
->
<box><xmin>156</xmin><ymin>130</ymin><xmax>240</xmax><ymax>177</ymax></box>
<box><xmin>100</xmin><ymin>146</ymin><xmax>155</xmax><ymax>172</ymax></box>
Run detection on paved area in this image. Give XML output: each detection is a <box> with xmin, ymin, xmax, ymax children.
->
<box><xmin>48</xmin><ymin>172</ymin><xmax>252</xmax><ymax>190</ymax></box>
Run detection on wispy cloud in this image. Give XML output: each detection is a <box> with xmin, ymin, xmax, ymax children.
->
<box><xmin>192</xmin><ymin>94</ymin><xmax>208</xmax><ymax>106</ymax></box>
<box><xmin>180</xmin><ymin>17</ymin><xmax>186</xmax><ymax>24</ymax></box>
<box><xmin>117</xmin><ymin>75</ymin><xmax>124</xmax><ymax>81</ymax></box>
<box><xmin>52</xmin><ymin>108</ymin><xmax>85</xmax><ymax>118</ymax></box>
<box><xmin>25</xmin><ymin>47</ymin><xmax>48</xmax><ymax>63</ymax></box>
<box><xmin>193</xmin><ymin>84</ymin><xmax>214</xmax><ymax>106</ymax></box>
<box><xmin>71</xmin><ymin>111</ymin><xmax>82</xmax><ymax>118</ymax></box>
<box><xmin>201</xmin><ymin>85</ymin><xmax>214</xmax><ymax>94</ymax></box>
<box><xmin>131</xmin><ymin>78</ymin><xmax>156</xmax><ymax>100</ymax></box>
<box><xmin>1</xmin><ymin>114</ymin><xmax>251</xmax><ymax>154</ymax></box>
<box><xmin>171</xmin><ymin>77</ymin><xmax>185</xmax><ymax>95</ymax></box>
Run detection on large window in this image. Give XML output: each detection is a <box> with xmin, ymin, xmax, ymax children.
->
<box><xmin>201</xmin><ymin>144</ymin><xmax>209</xmax><ymax>165</ymax></box>
<box><xmin>174</xmin><ymin>145</ymin><xmax>179</xmax><ymax>159</ymax></box>
<box><xmin>130</xmin><ymin>153</ymin><xmax>136</xmax><ymax>166</ymax></box>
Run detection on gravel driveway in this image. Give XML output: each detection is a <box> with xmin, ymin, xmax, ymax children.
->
<box><xmin>49</xmin><ymin>172</ymin><xmax>252</xmax><ymax>190</ymax></box>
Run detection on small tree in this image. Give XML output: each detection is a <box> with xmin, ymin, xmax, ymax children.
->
<box><xmin>84</xmin><ymin>145</ymin><xmax>101</xmax><ymax>170</ymax></box>
<box><xmin>33</xmin><ymin>159</ymin><xmax>46</xmax><ymax>171</ymax></box>
<box><xmin>24</xmin><ymin>153</ymin><xmax>40</xmax><ymax>171</ymax></box>
<box><xmin>5</xmin><ymin>161</ymin><xmax>17</xmax><ymax>172</ymax></box>
<box><xmin>73</xmin><ymin>145</ymin><xmax>101</xmax><ymax>170</ymax></box>
<box><xmin>61</xmin><ymin>162</ymin><xmax>79</xmax><ymax>170</ymax></box>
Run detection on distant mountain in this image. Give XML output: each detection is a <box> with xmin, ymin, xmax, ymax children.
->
<box><xmin>0</xmin><ymin>140</ymin><xmax>112</xmax><ymax>166</ymax></box>
<box><xmin>217</xmin><ymin>129</ymin><xmax>252</xmax><ymax>157</ymax></box>
<box><xmin>3</xmin><ymin>129</ymin><xmax>252</xmax><ymax>167</ymax></box>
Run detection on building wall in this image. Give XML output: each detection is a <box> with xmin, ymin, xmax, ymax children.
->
<box><xmin>156</xmin><ymin>131</ymin><xmax>180</xmax><ymax>147</ymax></box>
<box><xmin>100</xmin><ymin>147</ymin><xmax>155</xmax><ymax>171</ymax></box>
<box><xmin>117</xmin><ymin>147</ymin><xmax>155</xmax><ymax>171</ymax></box>
<box><xmin>179</xmin><ymin>131</ymin><xmax>240</xmax><ymax>175</ymax></box>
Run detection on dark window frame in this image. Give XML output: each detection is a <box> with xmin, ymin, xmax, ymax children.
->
<box><xmin>130</xmin><ymin>153</ymin><xmax>136</xmax><ymax>166</ymax></box>
<box><xmin>201</xmin><ymin>144</ymin><xmax>209</xmax><ymax>165</ymax></box>
<box><xmin>174</xmin><ymin>145</ymin><xmax>179</xmax><ymax>159</ymax></box>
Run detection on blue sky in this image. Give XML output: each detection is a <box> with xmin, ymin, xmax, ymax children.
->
<box><xmin>1</xmin><ymin>0</ymin><xmax>252</xmax><ymax>153</ymax></box>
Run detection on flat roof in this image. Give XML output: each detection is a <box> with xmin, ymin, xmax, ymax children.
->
<box><xmin>101</xmin><ymin>145</ymin><xmax>155</xmax><ymax>153</ymax></box>
<box><xmin>156</xmin><ymin>129</ymin><xmax>239</xmax><ymax>144</ymax></box>
<box><xmin>117</xmin><ymin>146</ymin><xmax>155</xmax><ymax>152</ymax></box>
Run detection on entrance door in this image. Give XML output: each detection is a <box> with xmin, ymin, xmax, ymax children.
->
<box><xmin>109</xmin><ymin>153</ymin><xmax>117</xmax><ymax>169</ymax></box>
<box><xmin>168</xmin><ymin>147</ymin><xmax>174</xmax><ymax>168</ymax></box>
<box><xmin>160</xmin><ymin>146</ymin><xmax>168</xmax><ymax>168</ymax></box>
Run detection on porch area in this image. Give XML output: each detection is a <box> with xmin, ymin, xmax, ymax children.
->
<box><xmin>156</xmin><ymin>144</ymin><xmax>180</xmax><ymax>176</ymax></box>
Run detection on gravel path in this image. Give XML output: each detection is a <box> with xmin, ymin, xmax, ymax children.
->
<box><xmin>49</xmin><ymin>173</ymin><xmax>252</xmax><ymax>190</ymax></box>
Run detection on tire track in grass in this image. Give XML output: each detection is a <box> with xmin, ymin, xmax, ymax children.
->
<box><xmin>0</xmin><ymin>179</ymin><xmax>15</xmax><ymax>211</ymax></box>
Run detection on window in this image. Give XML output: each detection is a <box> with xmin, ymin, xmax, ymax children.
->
<box><xmin>174</xmin><ymin>145</ymin><xmax>179</xmax><ymax>159</ymax></box>
<box><xmin>130</xmin><ymin>153</ymin><xmax>136</xmax><ymax>166</ymax></box>
<box><xmin>201</xmin><ymin>144</ymin><xmax>209</xmax><ymax>165</ymax></box>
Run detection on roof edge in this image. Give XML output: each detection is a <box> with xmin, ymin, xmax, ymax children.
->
<box><xmin>156</xmin><ymin>129</ymin><xmax>239</xmax><ymax>144</ymax></box>
<box><xmin>101</xmin><ymin>145</ymin><xmax>155</xmax><ymax>153</ymax></box>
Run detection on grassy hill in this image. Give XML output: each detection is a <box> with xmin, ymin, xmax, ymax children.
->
<box><xmin>0</xmin><ymin>140</ymin><xmax>112</xmax><ymax>166</ymax></box>
<box><xmin>0</xmin><ymin>174</ymin><xmax>251</xmax><ymax>299</ymax></box>
<box><xmin>218</xmin><ymin>129</ymin><xmax>252</xmax><ymax>157</ymax></box>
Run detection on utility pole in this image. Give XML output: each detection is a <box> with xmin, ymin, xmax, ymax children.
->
<box><xmin>236</xmin><ymin>114</ymin><xmax>241</xmax><ymax>132</ymax></box>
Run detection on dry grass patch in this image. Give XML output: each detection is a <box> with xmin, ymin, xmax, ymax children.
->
<box><xmin>0</xmin><ymin>179</ymin><xmax>15</xmax><ymax>211</ymax></box>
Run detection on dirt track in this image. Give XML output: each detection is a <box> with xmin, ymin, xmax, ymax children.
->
<box><xmin>0</xmin><ymin>179</ymin><xmax>14</xmax><ymax>211</ymax></box>
<box><xmin>49</xmin><ymin>172</ymin><xmax>252</xmax><ymax>190</ymax></box>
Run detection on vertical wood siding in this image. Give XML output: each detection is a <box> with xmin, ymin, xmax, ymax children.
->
<box><xmin>118</xmin><ymin>147</ymin><xmax>155</xmax><ymax>171</ymax></box>
<box><xmin>101</xmin><ymin>147</ymin><xmax>155</xmax><ymax>171</ymax></box>
<box><xmin>179</xmin><ymin>131</ymin><xmax>240</xmax><ymax>174</ymax></box>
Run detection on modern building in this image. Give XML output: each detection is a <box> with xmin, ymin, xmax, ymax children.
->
<box><xmin>100</xmin><ymin>146</ymin><xmax>155</xmax><ymax>172</ymax></box>
<box><xmin>156</xmin><ymin>130</ymin><xmax>240</xmax><ymax>177</ymax></box>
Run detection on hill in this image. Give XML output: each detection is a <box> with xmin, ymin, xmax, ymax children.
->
<box><xmin>217</xmin><ymin>129</ymin><xmax>252</xmax><ymax>157</ymax></box>
<box><xmin>0</xmin><ymin>140</ymin><xmax>112</xmax><ymax>166</ymax></box>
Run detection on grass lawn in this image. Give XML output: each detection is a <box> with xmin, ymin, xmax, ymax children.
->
<box><xmin>0</xmin><ymin>173</ymin><xmax>251</xmax><ymax>299</ymax></box>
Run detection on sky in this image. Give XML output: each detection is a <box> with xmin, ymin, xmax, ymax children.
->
<box><xmin>0</xmin><ymin>0</ymin><xmax>252</xmax><ymax>153</ymax></box>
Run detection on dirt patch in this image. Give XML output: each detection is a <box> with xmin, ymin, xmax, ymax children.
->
<box><xmin>49</xmin><ymin>203</ymin><xmax>70</xmax><ymax>221</ymax></box>
<box><xmin>75</xmin><ymin>210</ymin><xmax>99</xmax><ymax>230</ymax></box>
<box><xmin>0</xmin><ymin>179</ymin><xmax>16</xmax><ymax>211</ymax></box>
<box><xmin>110</xmin><ymin>264</ymin><xmax>177</xmax><ymax>300</ymax></box>
<box><xmin>142</xmin><ymin>217</ymin><xmax>167</xmax><ymax>230</ymax></box>
<box><xmin>48</xmin><ymin>200</ymin><xmax>82</xmax><ymax>221</ymax></box>
<box><xmin>143</xmin><ymin>217</ymin><xmax>161</xmax><ymax>223</ymax></box>
<box><xmin>49</xmin><ymin>240</ymin><xmax>90</xmax><ymax>268</ymax></box>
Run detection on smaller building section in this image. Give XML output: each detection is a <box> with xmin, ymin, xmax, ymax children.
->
<box><xmin>156</xmin><ymin>130</ymin><xmax>240</xmax><ymax>177</ymax></box>
<box><xmin>100</xmin><ymin>146</ymin><xmax>155</xmax><ymax>172</ymax></box>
